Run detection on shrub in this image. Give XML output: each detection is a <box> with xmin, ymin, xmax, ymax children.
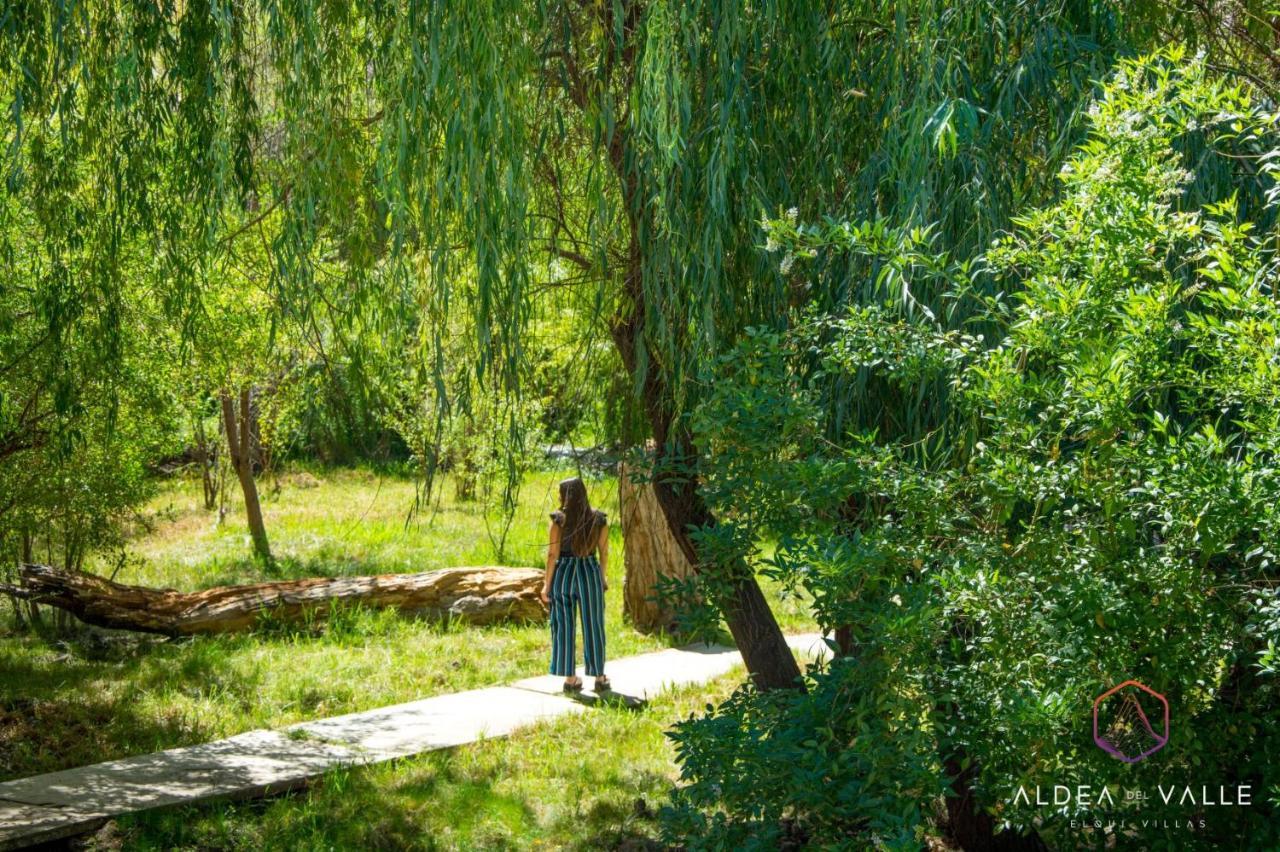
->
<box><xmin>665</xmin><ymin>50</ymin><xmax>1280</xmax><ymax>850</ymax></box>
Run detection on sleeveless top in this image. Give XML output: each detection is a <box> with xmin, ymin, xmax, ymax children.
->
<box><xmin>551</xmin><ymin>509</ymin><xmax>607</xmax><ymax>558</ymax></box>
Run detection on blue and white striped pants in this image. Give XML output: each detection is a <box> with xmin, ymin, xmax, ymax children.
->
<box><xmin>548</xmin><ymin>554</ymin><xmax>606</xmax><ymax>677</ymax></box>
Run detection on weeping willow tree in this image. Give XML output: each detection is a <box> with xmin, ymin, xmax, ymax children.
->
<box><xmin>1</xmin><ymin>0</ymin><xmax>1258</xmax><ymax>686</ymax></box>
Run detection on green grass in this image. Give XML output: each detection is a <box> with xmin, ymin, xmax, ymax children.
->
<box><xmin>107</xmin><ymin>466</ymin><xmax>610</xmax><ymax>588</ymax></box>
<box><xmin>1</xmin><ymin>464</ymin><xmax>815</xmax><ymax>847</ymax></box>
<box><xmin>2</xmin><ymin>468</ymin><xmax>680</xmax><ymax>778</ymax></box>
<box><xmin>119</xmin><ymin>673</ymin><xmax>743</xmax><ymax>851</ymax></box>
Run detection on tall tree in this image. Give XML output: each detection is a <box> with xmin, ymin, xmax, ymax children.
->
<box><xmin>2</xmin><ymin>0</ymin><xmax>1247</xmax><ymax>687</ymax></box>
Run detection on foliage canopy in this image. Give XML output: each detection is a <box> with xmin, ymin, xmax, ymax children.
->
<box><xmin>668</xmin><ymin>51</ymin><xmax>1280</xmax><ymax>849</ymax></box>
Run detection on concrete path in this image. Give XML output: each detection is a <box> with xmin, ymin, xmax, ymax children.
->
<box><xmin>0</xmin><ymin>633</ymin><xmax>827</xmax><ymax>849</ymax></box>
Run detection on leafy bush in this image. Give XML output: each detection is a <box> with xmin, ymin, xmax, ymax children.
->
<box><xmin>0</xmin><ymin>223</ymin><xmax>182</xmax><ymax>582</ymax></box>
<box><xmin>665</xmin><ymin>50</ymin><xmax>1280</xmax><ymax>850</ymax></box>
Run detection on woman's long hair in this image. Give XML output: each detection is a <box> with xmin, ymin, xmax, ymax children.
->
<box><xmin>558</xmin><ymin>477</ymin><xmax>601</xmax><ymax>556</ymax></box>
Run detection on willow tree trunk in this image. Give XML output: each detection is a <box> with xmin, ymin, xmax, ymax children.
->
<box><xmin>580</xmin><ymin>29</ymin><xmax>801</xmax><ymax>691</ymax></box>
<box><xmin>610</xmin><ymin>292</ymin><xmax>802</xmax><ymax>692</ymax></box>
<box><xmin>944</xmin><ymin>751</ymin><xmax>1050</xmax><ymax>851</ymax></box>
<box><xmin>619</xmin><ymin>459</ymin><xmax>696</xmax><ymax>632</ymax></box>
<box><xmin>221</xmin><ymin>388</ymin><xmax>271</xmax><ymax>562</ymax></box>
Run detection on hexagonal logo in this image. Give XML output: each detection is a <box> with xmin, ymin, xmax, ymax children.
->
<box><xmin>1093</xmin><ymin>680</ymin><xmax>1169</xmax><ymax>763</ymax></box>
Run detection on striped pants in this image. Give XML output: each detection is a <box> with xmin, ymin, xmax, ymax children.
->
<box><xmin>548</xmin><ymin>554</ymin><xmax>606</xmax><ymax>677</ymax></box>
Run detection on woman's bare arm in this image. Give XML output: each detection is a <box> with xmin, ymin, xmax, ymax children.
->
<box><xmin>597</xmin><ymin>521</ymin><xmax>609</xmax><ymax>591</ymax></box>
<box><xmin>543</xmin><ymin>522</ymin><xmax>560</xmax><ymax>604</ymax></box>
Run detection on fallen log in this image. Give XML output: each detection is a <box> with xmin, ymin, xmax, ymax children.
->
<box><xmin>4</xmin><ymin>563</ymin><xmax>547</xmax><ymax>636</ymax></box>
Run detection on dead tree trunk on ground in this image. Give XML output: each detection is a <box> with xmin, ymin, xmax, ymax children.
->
<box><xmin>5</xmin><ymin>563</ymin><xmax>546</xmax><ymax>636</ymax></box>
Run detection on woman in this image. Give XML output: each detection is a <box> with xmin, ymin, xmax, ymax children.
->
<box><xmin>541</xmin><ymin>476</ymin><xmax>611</xmax><ymax>692</ymax></box>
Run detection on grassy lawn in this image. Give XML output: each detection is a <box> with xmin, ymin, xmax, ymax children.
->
<box><xmin>1</xmin><ymin>466</ymin><xmax>814</xmax><ymax>802</ymax></box>
<box><xmin>108</xmin><ymin>466</ymin><xmax>611</xmax><ymax>588</ymax></box>
<box><xmin>118</xmin><ymin>673</ymin><xmax>743</xmax><ymax>851</ymax></box>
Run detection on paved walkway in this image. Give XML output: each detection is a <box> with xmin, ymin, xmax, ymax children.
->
<box><xmin>0</xmin><ymin>634</ymin><xmax>826</xmax><ymax>850</ymax></box>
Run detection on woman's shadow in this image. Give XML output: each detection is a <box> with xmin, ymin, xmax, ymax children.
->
<box><xmin>509</xmin><ymin>673</ymin><xmax>646</xmax><ymax>710</ymax></box>
<box><xmin>566</xmin><ymin>688</ymin><xmax>645</xmax><ymax>710</ymax></box>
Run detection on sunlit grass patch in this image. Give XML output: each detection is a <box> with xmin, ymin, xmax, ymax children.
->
<box><xmin>1</xmin><ymin>464</ymin><xmax>814</xmax><ymax>790</ymax></box>
<box><xmin>119</xmin><ymin>672</ymin><xmax>743</xmax><ymax>851</ymax></box>
<box><xmin>111</xmin><ymin>466</ymin><xmax>615</xmax><ymax>588</ymax></box>
<box><xmin>0</xmin><ymin>610</ymin><xmax>662</xmax><ymax>782</ymax></box>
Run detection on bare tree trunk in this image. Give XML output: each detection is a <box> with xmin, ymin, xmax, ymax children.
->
<box><xmin>582</xmin><ymin>48</ymin><xmax>800</xmax><ymax>690</ymax></box>
<box><xmin>609</xmin><ymin>298</ymin><xmax>801</xmax><ymax>691</ymax></box>
<box><xmin>943</xmin><ymin>749</ymin><xmax>1049</xmax><ymax>851</ymax></box>
<box><xmin>7</xmin><ymin>563</ymin><xmax>546</xmax><ymax>635</ymax></box>
<box><xmin>221</xmin><ymin>388</ymin><xmax>271</xmax><ymax>562</ymax></box>
<box><xmin>453</xmin><ymin>417</ymin><xmax>479</xmax><ymax>501</ymax></box>
<box><xmin>455</xmin><ymin>458</ymin><xmax>477</xmax><ymax>501</ymax></box>
<box><xmin>619</xmin><ymin>457</ymin><xmax>696</xmax><ymax>632</ymax></box>
<box><xmin>20</xmin><ymin>528</ymin><xmax>42</xmax><ymax>628</ymax></box>
<box><xmin>940</xmin><ymin>613</ymin><xmax>1048</xmax><ymax>850</ymax></box>
<box><xmin>217</xmin><ymin>414</ymin><xmax>230</xmax><ymax>525</ymax></box>
<box><xmin>194</xmin><ymin>415</ymin><xmax>218</xmax><ymax>511</ymax></box>
<box><xmin>6</xmin><ymin>531</ymin><xmax>31</xmax><ymax>630</ymax></box>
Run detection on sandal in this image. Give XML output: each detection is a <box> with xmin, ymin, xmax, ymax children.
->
<box><xmin>594</xmin><ymin>676</ymin><xmax>612</xmax><ymax>692</ymax></box>
<box><xmin>563</xmin><ymin>677</ymin><xmax>583</xmax><ymax>693</ymax></box>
